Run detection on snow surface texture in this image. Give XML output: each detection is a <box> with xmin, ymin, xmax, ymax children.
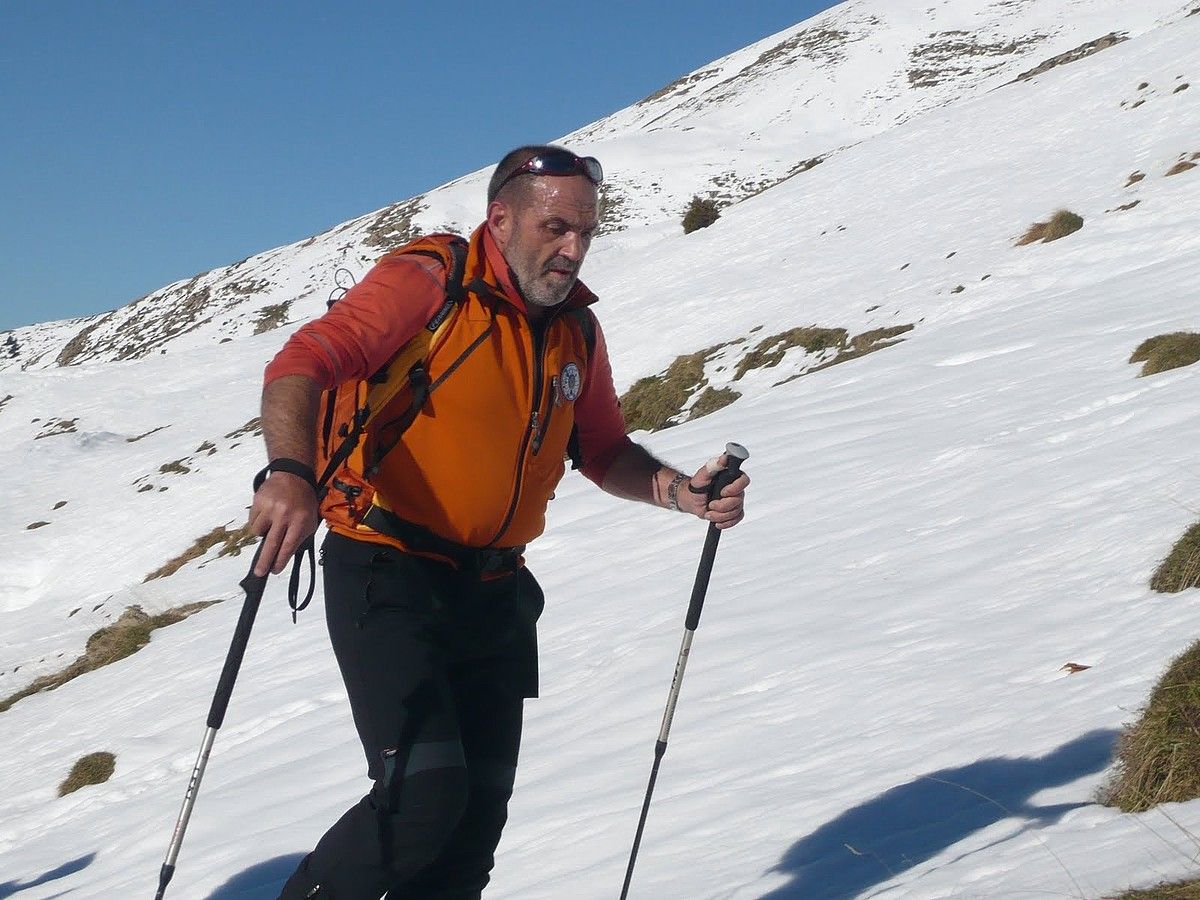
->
<box><xmin>2</xmin><ymin>0</ymin><xmax>1200</xmax><ymax>897</ymax></box>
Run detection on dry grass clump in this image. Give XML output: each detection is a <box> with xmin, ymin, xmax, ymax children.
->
<box><xmin>1113</xmin><ymin>880</ymin><xmax>1200</xmax><ymax>899</ymax></box>
<box><xmin>59</xmin><ymin>751</ymin><xmax>116</xmax><ymax>796</ymax></box>
<box><xmin>144</xmin><ymin>522</ymin><xmax>257</xmax><ymax>582</ymax></box>
<box><xmin>1166</xmin><ymin>160</ymin><xmax>1197</xmax><ymax>177</ymax></box>
<box><xmin>1016</xmin><ymin>210</ymin><xmax>1084</xmax><ymax>245</ymax></box>
<box><xmin>1101</xmin><ymin>639</ymin><xmax>1200</xmax><ymax>812</ymax></box>
<box><xmin>1130</xmin><ymin>332</ymin><xmax>1200</xmax><ymax>376</ymax></box>
<box><xmin>734</xmin><ymin>327</ymin><xmax>848</xmax><ymax>380</ymax></box>
<box><xmin>0</xmin><ymin>601</ymin><xmax>219</xmax><ymax>714</ymax></box>
<box><xmin>689</xmin><ymin>387</ymin><xmax>742</xmax><ymax>421</ymax></box>
<box><xmin>254</xmin><ymin>302</ymin><xmax>291</xmax><ymax>335</ymax></box>
<box><xmin>682</xmin><ymin>196</ymin><xmax>721</xmax><ymax>234</ymax></box>
<box><xmin>621</xmin><ymin>351</ymin><xmax>709</xmax><ymax>432</ymax></box>
<box><xmin>1150</xmin><ymin>523</ymin><xmax>1200</xmax><ymax>594</ymax></box>
<box><xmin>850</xmin><ymin>325</ymin><xmax>915</xmax><ymax>353</ymax></box>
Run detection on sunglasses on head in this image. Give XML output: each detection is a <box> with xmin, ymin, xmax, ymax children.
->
<box><xmin>490</xmin><ymin>150</ymin><xmax>604</xmax><ymax>201</ymax></box>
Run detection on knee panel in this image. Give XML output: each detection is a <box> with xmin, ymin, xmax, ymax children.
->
<box><xmin>375</xmin><ymin>741</ymin><xmax>470</xmax><ymax>877</ymax></box>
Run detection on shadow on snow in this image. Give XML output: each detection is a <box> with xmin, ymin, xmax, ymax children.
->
<box><xmin>206</xmin><ymin>854</ymin><xmax>305</xmax><ymax>899</ymax></box>
<box><xmin>759</xmin><ymin>729</ymin><xmax>1118</xmax><ymax>899</ymax></box>
<box><xmin>0</xmin><ymin>853</ymin><xmax>95</xmax><ymax>898</ymax></box>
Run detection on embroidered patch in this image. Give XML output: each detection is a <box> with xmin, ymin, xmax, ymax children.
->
<box><xmin>560</xmin><ymin>362</ymin><xmax>582</xmax><ymax>402</ymax></box>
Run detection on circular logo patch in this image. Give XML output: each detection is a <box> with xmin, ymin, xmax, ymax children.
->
<box><xmin>560</xmin><ymin>362</ymin><xmax>582</xmax><ymax>402</ymax></box>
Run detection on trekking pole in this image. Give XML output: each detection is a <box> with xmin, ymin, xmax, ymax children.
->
<box><xmin>620</xmin><ymin>442</ymin><xmax>749</xmax><ymax>900</ymax></box>
<box><xmin>154</xmin><ymin>543</ymin><xmax>270</xmax><ymax>900</ymax></box>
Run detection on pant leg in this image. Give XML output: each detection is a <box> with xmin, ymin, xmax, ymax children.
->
<box><xmin>280</xmin><ymin>534</ymin><xmax>470</xmax><ymax>900</ymax></box>
<box><xmin>395</xmin><ymin>568</ymin><xmax>545</xmax><ymax>900</ymax></box>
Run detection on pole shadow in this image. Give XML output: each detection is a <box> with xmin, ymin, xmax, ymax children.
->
<box><xmin>0</xmin><ymin>853</ymin><xmax>95</xmax><ymax>898</ymax></box>
<box><xmin>206</xmin><ymin>854</ymin><xmax>306</xmax><ymax>899</ymax></box>
<box><xmin>758</xmin><ymin>729</ymin><xmax>1118</xmax><ymax>900</ymax></box>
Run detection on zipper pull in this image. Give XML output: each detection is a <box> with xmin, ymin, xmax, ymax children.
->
<box><xmin>531</xmin><ymin>410</ymin><xmax>542</xmax><ymax>453</ymax></box>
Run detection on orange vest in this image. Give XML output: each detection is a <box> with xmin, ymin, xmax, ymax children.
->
<box><xmin>320</xmin><ymin>228</ymin><xmax>597</xmax><ymax>554</ymax></box>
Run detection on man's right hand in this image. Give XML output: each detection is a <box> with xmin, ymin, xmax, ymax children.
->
<box><xmin>249</xmin><ymin>471</ymin><xmax>321</xmax><ymax>577</ymax></box>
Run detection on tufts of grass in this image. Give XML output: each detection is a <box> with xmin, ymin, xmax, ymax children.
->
<box><xmin>1101</xmin><ymin>638</ymin><xmax>1200</xmax><ymax>812</ymax></box>
<box><xmin>682</xmin><ymin>196</ymin><xmax>721</xmax><ymax>234</ymax></box>
<box><xmin>159</xmin><ymin>458</ymin><xmax>192</xmax><ymax>475</ymax></box>
<box><xmin>1167</xmin><ymin>160</ymin><xmax>1197</xmax><ymax>177</ymax></box>
<box><xmin>1130</xmin><ymin>333</ymin><xmax>1200</xmax><ymax>376</ymax></box>
<box><xmin>253</xmin><ymin>302</ymin><xmax>291</xmax><ymax>335</ymax></box>
<box><xmin>734</xmin><ymin>327</ymin><xmax>848</xmax><ymax>380</ymax></box>
<box><xmin>688</xmin><ymin>387</ymin><xmax>742</xmax><ymax>421</ymax></box>
<box><xmin>1150</xmin><ymin>522</ymin><xmax>1200</xmax><ymax>594</ymax></box>
<box><xmin>621</xmin><ymin>351</ymin><xmax>710</xmax><ymax>432</ymax></box>
<box><xmin>850</xmin><ymin>325</ymin><xmax>915</xmax><ymax>353</ymax></box>
<box><xmin>1017</xmin><ymin>209</ymin><xmax>1084</xmax><ymax>246</ymax></box>
<box><xmin>59</xmin><ymin>751</ymin><xmax>116</xmax><ymax>796</ymax></box>
<box><xmin>144</xmin><ymin>522</ymin><xmax>258</xmax><ymax>582</ymax></box>
<box><xmin>0</xmin><ymin>601</ymin><xmax>219</xmax><ymax>714</ymax></box>
<box><xmin>1112</xmin><ymin>880</ymin><xmax>1200</xmax><ymax>899</ymax></box>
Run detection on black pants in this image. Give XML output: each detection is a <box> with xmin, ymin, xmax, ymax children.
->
<box><xmin>279</xmin><ymin>532</ymin><xmax>545</xmax><ymax>900</ymax></box>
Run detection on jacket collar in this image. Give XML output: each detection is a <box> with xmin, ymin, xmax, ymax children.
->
<box><xmin>465</xmin><ymin>223</ymin><xmax>598</xmax><ymax>312</ymax></box>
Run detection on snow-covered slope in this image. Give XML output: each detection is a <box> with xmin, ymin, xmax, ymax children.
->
<box><xmin>1</xmin><ymin>0</ymin><xmax>1191</xmax><ymax>372</ymax></box>
<box><xmin>3</xmin><ymin>1</ymin><xmax>1200</xmax><ymax>898</ymax></box>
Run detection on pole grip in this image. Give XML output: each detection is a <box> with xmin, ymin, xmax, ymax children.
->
<box><xmin>206</xmin><ymin>543</ymin><xmax>269</xmax><ymax>730</ymax></box>
<box><xmin>684</xmin><ymin>443</ymin><xmax>748</xmax><ymax>631</ymax></box>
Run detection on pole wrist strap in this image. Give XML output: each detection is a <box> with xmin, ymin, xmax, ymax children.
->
<box><xmin>253</xmin><ymin>458</ymin><xmax>318</xmax><ymax>494</ymax></box>
<box><xmin>251</xmin><ymin>460</ymin><xmax>318</xmax><ymax>623</ymax></box>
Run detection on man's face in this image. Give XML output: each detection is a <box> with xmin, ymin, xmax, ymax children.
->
<box><xmin>488</xmin><ymin>176</ymin><xmax>599</xmax><ymax>309</ymax></box>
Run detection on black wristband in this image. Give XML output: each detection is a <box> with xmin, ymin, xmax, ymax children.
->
<box><xmin>253</xmin><ymin>458</ymin><xmax>318</xmax><ymax>494</ymax></box>
<box><xmin>687</xmin><ymin>479</ymin><xmax>712</xmax><ymax>495</ymax></box>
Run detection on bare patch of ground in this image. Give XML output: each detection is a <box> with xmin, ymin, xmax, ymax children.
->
<box><xmin>0</xmin><ymin>601</ymin><xmax>221</xmax><ymax>713</ymax></box>
<box><xmin>1013</xmin><ymin>33</ymin><xmax>1127</xmax><ymax>83</ymax></box>
<box><xmin>143</xmin><ymin>522</ymin><xmax>257</xmax><ymax>582</ymax></box>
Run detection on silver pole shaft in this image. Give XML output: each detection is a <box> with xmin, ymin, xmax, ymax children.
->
<box><xmin>165</xmin><ymin>727</ymin><xmax>217</xmax><ymax>867</ymax></box>
<box><xmin>657</xmin><ymin>630</ymin><xmax>695</xmax><ymax>744</ymax></box>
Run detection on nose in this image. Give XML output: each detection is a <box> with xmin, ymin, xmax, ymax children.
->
<box><xmin>558</xmin><ymin>232</ymin><xmax>583</xmax><ymax>262</ymax></box>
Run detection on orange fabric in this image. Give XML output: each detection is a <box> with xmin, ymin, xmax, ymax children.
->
<box><xmin>264</xmin><ymin>224</ymin><xmax>630</xmax><ymax>553</ymax></box>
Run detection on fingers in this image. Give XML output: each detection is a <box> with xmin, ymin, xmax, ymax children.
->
<box><xmin>249</xmin><ymin>477</ymin><xmax>319</xmax><ymax>577</ymax></box>
<box><xmin>703</xmin><ymin>468</ymin><xmax>749</xmax><ymax>529</ymax></box>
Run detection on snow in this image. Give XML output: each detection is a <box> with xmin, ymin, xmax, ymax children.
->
<box><xmin>2</xmin><ymin>1</ymin><xmax>1200</xmax><ymax>898</ymax></box>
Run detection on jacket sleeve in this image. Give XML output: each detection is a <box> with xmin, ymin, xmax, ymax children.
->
<box><xmin>573</xmin><ymin>315</ymin><xmax>634</xmax><ymax>485</ymax></box>
<box><xmin>264</xmin><ymin>253</ymin><xmax>446</xmax><ymax>390</ymax></box>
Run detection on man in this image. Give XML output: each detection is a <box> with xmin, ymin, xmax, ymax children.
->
<box><xmin>251</xmin><ymin>145</ymin><xmax>749</xmax><ymax>899</ymax></box>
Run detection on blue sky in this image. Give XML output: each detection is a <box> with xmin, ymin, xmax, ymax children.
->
<box><xmin>0</xmin><ymin>1</ymin><xmax>841</xmax><ymax>332</ymax></box>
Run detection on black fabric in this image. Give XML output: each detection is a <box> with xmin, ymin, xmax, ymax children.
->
<box><xmin>361</xmin><ymin>505</ymin><xmax>524</xmax><ymax>576</ymax></box>
<box><xmin>278</xmin><ymin>532</ymin><xmax>544</xmax><ymax>900</ymax></box>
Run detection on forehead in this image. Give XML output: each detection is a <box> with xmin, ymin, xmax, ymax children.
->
<box><xmin>520</xmin><ymin>177</ymin><xmax>599</xmax><ymax>227</ymax></box>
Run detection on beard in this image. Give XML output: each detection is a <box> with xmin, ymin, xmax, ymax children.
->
<box><xmin>520</xmin><ymin>256</ymin><xmax>579</xmax><ymax>308</ymax></box>
<box><xmin>506</xmin><ymin>237</ymin><xmax>579</xmax><ymax>308</ymax></box>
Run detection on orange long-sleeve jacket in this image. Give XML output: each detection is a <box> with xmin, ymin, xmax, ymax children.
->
<box><xmin>265</xmin><ymin>223</ymin><xmax>631</xmax><ymax>551</ymax></box>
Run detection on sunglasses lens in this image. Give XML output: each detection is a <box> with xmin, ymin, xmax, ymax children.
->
<box><xmin>529</xmin><ymin>151</ymin><xmax>603</xmax><ymax>185</ymax></box>
<box><xmin>581</xmin><ymin>157</ymin><xmax>603</xmax><ymax>184</ymax></box>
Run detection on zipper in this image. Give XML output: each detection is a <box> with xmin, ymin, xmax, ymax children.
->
<box><xmin>531</xmin><ymin>375</ymin><xmax>558</xmax><ymax>455</ymax></box>
<box><xmin>486</xmin><ymin>316</ymin><xmax>551</xmax><ymax>546</ymax></box>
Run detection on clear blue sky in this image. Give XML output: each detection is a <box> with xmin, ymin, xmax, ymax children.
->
<box><xmin>0</xmin><ymin>1</ymin><xmax>841</xmax><ymax>331</ymax></box>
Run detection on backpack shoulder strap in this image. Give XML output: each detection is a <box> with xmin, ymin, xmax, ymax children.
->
<box><xmin>564</xmin><ymin>307</ymin><xmax>598</xmax><ymax>472</ymax></box>
<box><xmin>317</xmin><ymin>236</ymin><xmax>470</xmax><ymax>490</ymax></box>
<box><xmin>565</xmin><ymin>306</ymin><xmax>596</xmax><ymax>358</ymax></box>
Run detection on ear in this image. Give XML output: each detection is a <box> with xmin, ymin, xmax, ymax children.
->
<box><xmin>487</xmin><ymin>199</ymin><xmax>513</xmax><ymax>250</ymax></box>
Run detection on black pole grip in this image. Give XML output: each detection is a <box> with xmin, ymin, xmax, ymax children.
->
<box><xmin>684</xmin><ymin>443</ymin><xmax>749</xmax><ymax>631</ymax></box>
<box><xmin>206</xmin><ymin>543</ymin><xmax>269</xmax><ymax>730</ymax></box>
